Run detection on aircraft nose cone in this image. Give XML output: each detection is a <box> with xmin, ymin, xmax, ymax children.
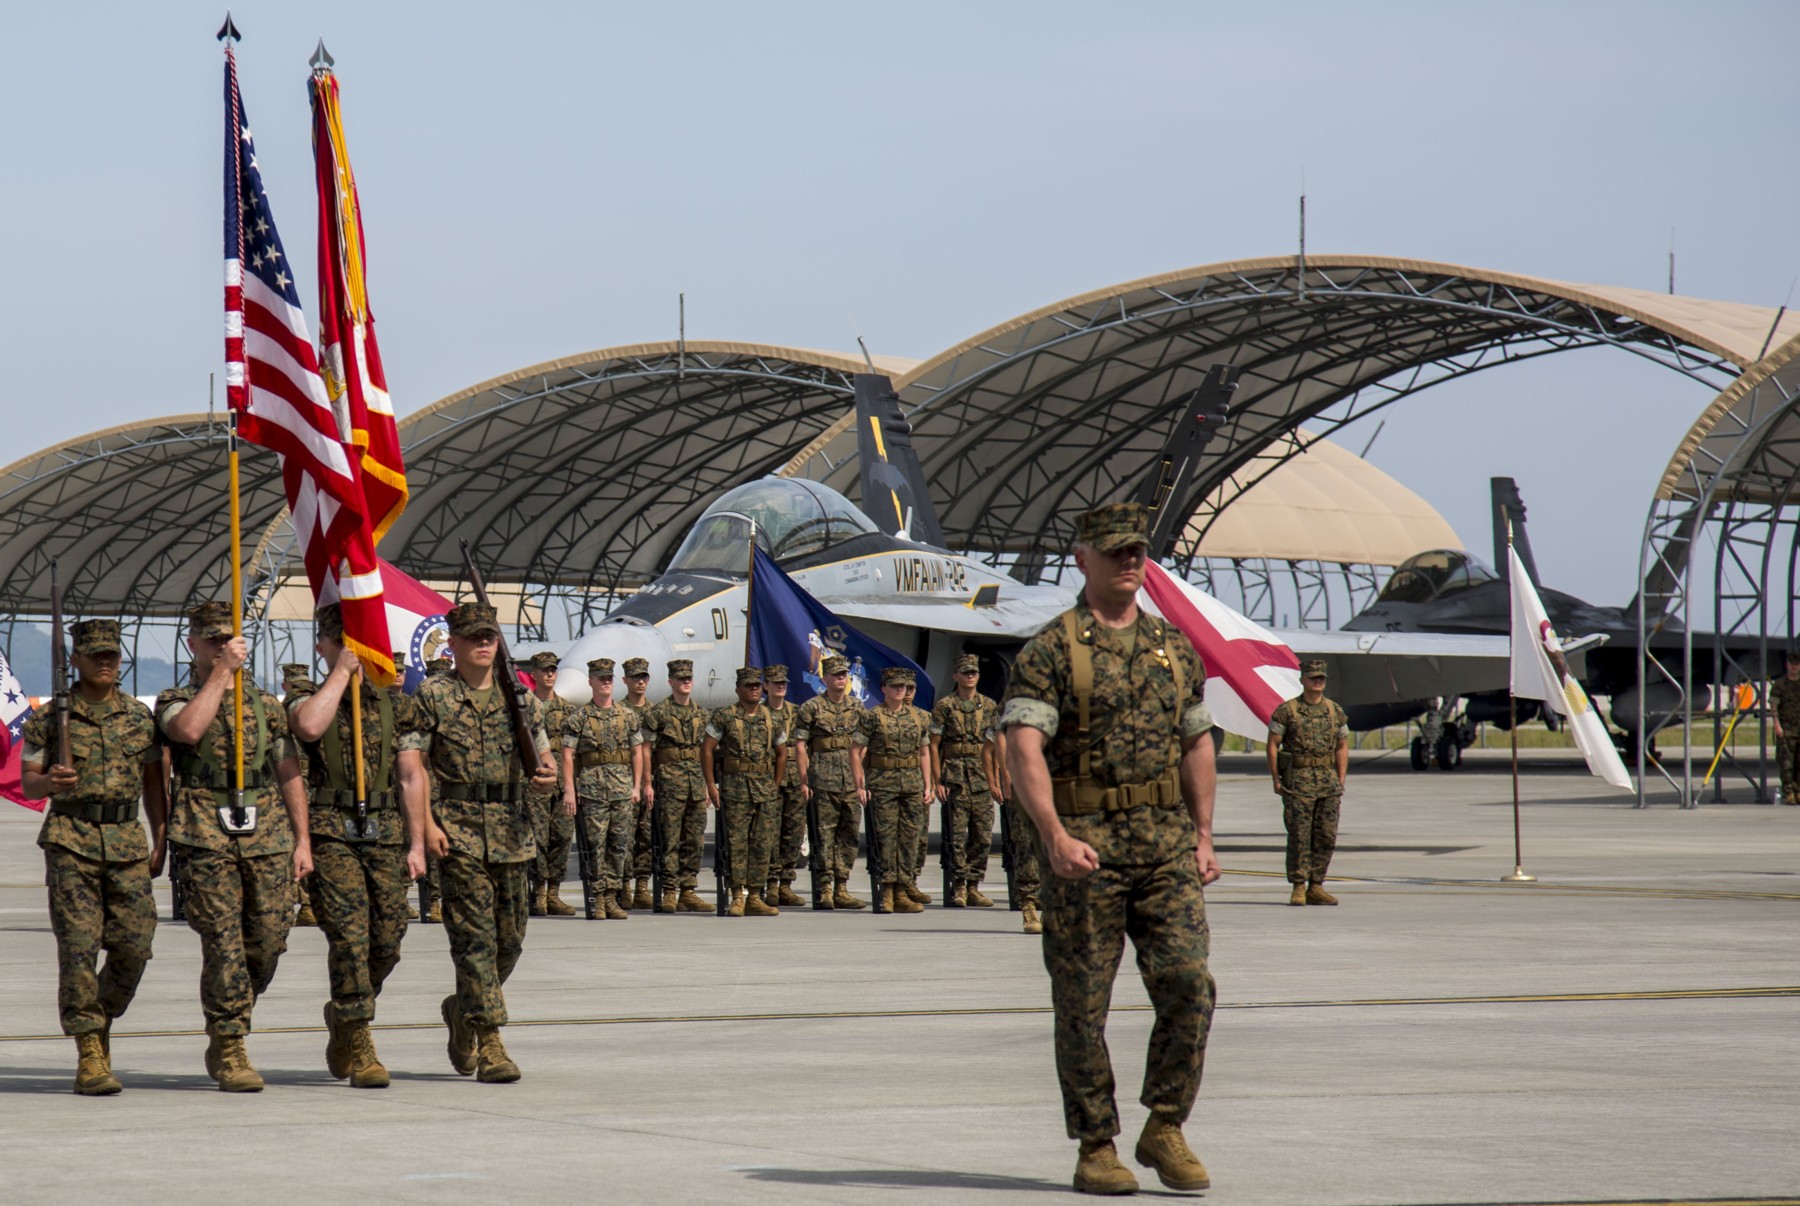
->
<box><xmin>556</xmin><ymin>622</ymin><xmax>676</xmax><ymax>704</ymax></box>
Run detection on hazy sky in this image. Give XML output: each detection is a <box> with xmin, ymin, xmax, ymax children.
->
<box><xmin>4</xmin><ymin>1</ymin><xmax>1796</xmax><ymax>607</ymax></box>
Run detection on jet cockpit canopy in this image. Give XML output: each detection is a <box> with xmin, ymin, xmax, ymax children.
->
<box><xmin>1375</xmin><ymin>549</ymin><xmax>1500</xmax><ymax>604</ymax></box>
<box><xmin>667</xmin><ymin>476</ymin><xmax>879</xmax><ymax>574</ymax></box>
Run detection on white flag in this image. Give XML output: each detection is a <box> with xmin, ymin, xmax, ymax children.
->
<box><xmin>1140</xmin><ymin>562</ymin><xmax>1302</xmax><ymax>742</ymax></box>
<box><xmin>1508</xmin><ymin>547</ymin><xmax>1632</xmax><ymax>789</ymax></box>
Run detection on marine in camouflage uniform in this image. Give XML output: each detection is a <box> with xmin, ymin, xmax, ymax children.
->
<box><xmin>281</xmin><ymin>664</ymin><xmax>323</xmax><ymax>929</ymax></box>
<box><xmin>763</xmin><ymin>665</ymin><xmax>807</xmax><ymax>908</ymax></box>
<box><xmin>1267</xmin><ymin>659</ymin><xmax>1349</xmax><ymax>906</ymax></box>
<box><xmin>562</xmin><ymin>658</ymin><xmax>644</xmax><ymax>919</ymax></box>
<box><xmin>794</xmin><ymin>654</ymin><xmax>867</xmax><ymax>909</ymax></box>
<box><xmin>621</xmin><ymin>657</ymin><xmax>656</xmax><ymax>909</ymax></box>
<box><xmin>932</xmin><ymin>653</ymin><xmax>1001</xmax><ymax>908</ymax></box>
<box><xmin>525</xmin><ymin>652</ymin><xmax>576</xmax><ymax>917</ymax></box>
<box><xmin>1002</xmin><ymin>502</ymin><xmax>1218</xmax><ymax>1195</ymax></box>
<box><xmin>641</xmin><ymin>659</ymin><xmax>712</xmax><ymax>913</ymax></box>
<box><xmin>404</xmin><ymin>602</ymin><xmax>554</xmax><ymax>1084</ymax></box>
<box><xmin>20</xmin><ymin>619</ymin><xmax>165</xmax><ymax>1096</ymax></box>
<box><xmin>854</xmin><ymin>667</ymin><xmax>934</xmax><ymax>914</ymax></box>
<box><xmin>1769</xmin><ymin>651</ymin><xmax>1800</xmax><ymax>804</ymax></box>
<box><xmin>157</xmin><ymin>601</ymin><xmax>312</xmax><ymax>1093</ymax></box>
<box><xmin>287</xmin><ymin>606</ymin><xmax>431</xmax><ymax>1088</ymax></box>
<box><xmin>703</xmin><ymin>667</ymin><xmax>787</xmax><ymax>917</ymax></box>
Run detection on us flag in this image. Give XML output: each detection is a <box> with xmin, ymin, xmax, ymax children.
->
<box><xmin>223</xmin><ymin>44</ymin><xmax>395</xmax><ymax>684</ymax></box>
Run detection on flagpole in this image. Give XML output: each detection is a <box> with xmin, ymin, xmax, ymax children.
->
<box><xmin>228</xmin><ymin>408</ymin><xmax>247</xmax><ymax>822</ymax></box>
<box><xmin>1502</xmin><ymin>515</ymin><xmax>1535</xmax><ymax>883</ymax></box>
<box><xmin>743</xmin><ymin>523</ymin><xmax>757</xmax><ymax>666</ymax></box>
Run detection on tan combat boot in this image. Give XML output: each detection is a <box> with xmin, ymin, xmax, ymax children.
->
<box><xmin>529</xmin><ymin>881</ymin><xmax>548</xmax><ymax>916</ymax></box>
<box><xmin>294</xmin><ymin>900</ymin><xmax>318</xmax><ymax>927</ymax></box>
<box><xmin>474</xmin><ymin>1027</ymin><xmax>521</xmax><ymax>1083</ymax></box>
<box><xmin>879</xmin><ymin>885</ymin><xmax>896</xmax><ymax>913</ymax></box>
<box><xmin>214</xmin><ymin>1035</ymin><xmax>265</xmax><ymax>1093</ymax></box>
<box><xmin>966</xmin><ymin>884</ymin><xmax>995</xmax><ymax>907</ymax></box>
<box><xmin>725</xmin><ymin>886</ymin><xmax>747</xmax><ymax>917</ymax></box>
<box><xmin>660</xmin><ymin>889</ymin><xmax>680</xmax><ymax>912</ymax></box>
<box><xmin>904</xmin><ymin>882</ymin><xmax>933</xmax><ymax>905</ymax></box>
<box><xmin>677</xmin><ymin>887</ymin><xmax>710</xmax><ymax>913</ymax></box>
<box><xmin>347</xmin><ymin>1022</ymin><xmax>390</xmax><ymax>1089</ymax></box>
<box><xmin>407</xmin><ymin>902</ymin><xmax>420</xmax><ymax>920</ymax></box>
<box><xmin>204</xmin><ymin>1029</ymin><xmax>223</xmax><ymax>1081</ymax></box>
<box><xmin>425</xmin><ymin>898</ymin><xmax>443</xmax><ymax>923</ymax></box>
<box><xmin>833</xmin><ymin>879</ymin><xmax>867</xmax><ymax>910</ymax></box>
<box><xmin>73</xmin><ymin>1033</ymin><xmax>121</xmax><ymax>1096</ymax></box>
<box><xmin>1288</xmin><ymin>883</ymin><xmax>1307</xmax><ymax>906</ymax></box>
<box><xmin>1305</xmin><ymin>881</ymin><xmax>1338</xmax><ymax>906</ymax></box>
<box><xmin>603</xmin><ymin>890</ymin><xmax>630</xmax><ymax>921</ymax></box>
<box><xmin>324</xmin><ymin>1001</ymin><xmax>353</xmax><ymax>1080</ymax></box>
<box><xmin>775</xmin><ymin>882</ymin><xmax>805</xmax><ymax>908</ymax></box>
<box><xmin>441</xmin><ymin>995</ymin><xmax>476</xmax><ymax>1076</ymax></box>
<box><xmin>632</xmin><ymin>878</ymin><xmax>653</xmax><ymax>910</ymax></box>
<box><xmin>545</xmin><ymin>883</ymin><xmax>577</xmax><ymax>916</ymax></box>
<box><xmin>947</xmin><ymin>882</ymin><xmax>967</xmax><ymax>907</ymax></box>
<box><xmin>891</xmin><ymin>884</ymin><xmax>924</xmax><ymax>914</ymax></box>
<box><xmin>1135</xmin><ymin>1114</ymin><xmax>1210</xmax><ymax>1191</ymax></box>
<box><xmin>1022</xmin><ymin>902</ymin><xmax>1043</xmax><ymax>935</ymax></box>
<box><xmin>1073</xmin><ymin>1139</ymin><xmax>1139</xmax><ymax>1195</ymax></box>
<box><xmin>744</xmin><ymin>888</ymin><xmax>779</xmax><ymax>917</ymax></box>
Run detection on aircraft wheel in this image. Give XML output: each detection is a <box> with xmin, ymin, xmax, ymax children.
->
<box><xmin>1410</xmin><ymin>738</ymin><xmax>1429</xmax><ymax>771</ymax></box>
<box><xmin>1435</xmin><ymin>737</ymin><xmax>1461</xmax><ymax>770</ymax></box>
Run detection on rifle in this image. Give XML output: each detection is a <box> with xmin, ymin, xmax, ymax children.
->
<box><xmin>457</xmin><ymin>541</ymin><xmax>541</xmax><ymax>807</ymax></box>
<box><xmin>713</xmin><ymin>791</ymin><xmax>731</xmax><ymax>916</ymax></box>
<box><xmin>863</xmin><ymin>798</ymin><xmax>887</xmax><ymax>915</ymax></box>
<box><xmin>804</xmin><ymin>790</ymin><xmax>828</xmax><ymax>909</ymax></box>
<box><xmin>999</xmin><ymin>794</ymin><xmax>1021</xmax><ymax>911</ymax></box>
<box><xmin>572</xmin><ymin>796</ymin><xmax>597</xmax><ymax>920</ymax></box>
<box><xmin>49</xmin><ymin>562</ymin><xmax>72</xmax><ymax>777</ymax></box>
<box><xmin>938</xmin><ymin>787</ymin><xmax>956</xmax><ymax>903</ymax></box>
<box><xmin>650</xmin><ymin>792</ymin><xmax>669</xmax><ymax>912</ymax></box>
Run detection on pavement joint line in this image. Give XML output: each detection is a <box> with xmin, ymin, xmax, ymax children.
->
<box><xmin>3</xmin><ymin>985</ymin><xmax>1793</xmax><ymax>1044</ymax></box>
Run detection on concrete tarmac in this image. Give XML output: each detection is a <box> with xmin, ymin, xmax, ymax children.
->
<box><xmin>2</xmin><ymin>753</ymin><xmax>1797</xmax><ymax>1205</ymax></box>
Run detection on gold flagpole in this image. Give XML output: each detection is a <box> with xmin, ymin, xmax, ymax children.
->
<box><xmin>743</xmin><ymin>522</ymin><xmax>757</xmax><ymax>665</ymax></box>
<box><xmin>1502</xmin><ymin>514</ymin><xmax>1535</xmax><ymax>883</ymax></box>
<box><xmin>228</xmin><ymin>409</ymin><xmax>247</xmax><ymax>818</ymax></box>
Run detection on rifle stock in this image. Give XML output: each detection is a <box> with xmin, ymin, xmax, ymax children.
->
<box><xmin>573</xmin><ymin>797</ymin><xmax>597</xmax><ymax>919</ymax></box>
<box><xmin>457</xmin><ymin>542</ymin><xmax>541</xmax><ymax>786</ymax></box>
<box><xmin>650</xmin><ymin>795</ymin><xmax>668</xmax><ymax>911</ymax></box>
<box><xmin>713</xmin><ymin>792</ymin><xmax>730</xmax><ymax>916</ymax></box>
<box><xmin>999</xmin><ymin>795</ymin><xmax>1020</xmax><ymax>911</ymax></box>
<box><xmin>863</xmin><ymin>798</ymin><xmax>886</xmax><ymax>914</ymax></box>
<box><xmin>805</xmin><ymin>789</ymin><xmax>828</xmax><ymax>909</ymax></box>
<box><xmin>938</xmin><ymin>790</ymin><xmax>955</xmax><ymax>902</ymax></box>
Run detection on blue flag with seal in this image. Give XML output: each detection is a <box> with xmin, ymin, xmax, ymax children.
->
<box><xmin>746</xmin><ymin>546</ymin><xmax>934</xmax><ymax>709</ymax></box>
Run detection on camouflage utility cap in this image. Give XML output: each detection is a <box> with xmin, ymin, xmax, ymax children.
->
<box><xmin>281</xmin><ymin>663</ymin><xmax>315</xmax><ymax>693</ymax></box>
<box><xmin>314</xmin><ymin>603</ymin><xmax>345</xmax><ymax>639</ymax></box>
<box><xmin>762</xmin><ymin>664</ymin><xmax>788</xmax><ymax>684</ymax></box>
<box><xmin>622</xmin><ymin>657</ymin><xmax>650</xmax><ymax>677</ymax></box>
<box><xmin>881</xmin><ymin>666</ymin><xmax>915</xmax><ymax>687</ymax></box>
<box><xmin>186</xmin><ymin>601</ymin><xmax>233</xmax><ymax>640</ymax></box>
<box><xmin>668</xmin><ymin>659</ymin><xmax>694</xmax><ymax>678</ymax></box>
<box><xmin>1788</xmin><ymin>649</ymin><xmax>1800</xmax><ymax>664</ymax></box>
<box><xmin>736</xmin><ymin>667</ymin><xmax>763</xmax><ymax>687</ymax></box>
<box><xmin>588</xmin><ymin>658</ymin><xmax>615</xmax><ymax>678</ymax></box>
<box><xmin>447</xmin><ymin>602</ymin><xmax>501</xmax><ymax>637</ymax></box>
<box><xmin>822</xmin><ymin>655</ymin><xmax>850</xmax><ymax>675</ymax></box>
<box><xmin>71</xmin><ymin>619</ymin><xmax>122</xmax><ymax>656</ymax></box>
<box><xmin>527</xmin><ymin>651</ymin><xmax>560</xmax><ymax>672</ymax></box>
<box><xmin>1076</xmin><ymin>502</ymin><xmax>1150</xmax><ymax>553</ymax></box>
<box><xmin>426</xmin><ymin>656</ymin><xmax>455</xmax><ymax>676</ymax></box>
<box><xmin>953</xmin><ymin>653</ymin><xmax>980</xmax><ymax>673</ymax></box>
<box><xmin>392</xmin><ymin>651</ymin><xmax>406</xmax><ymax>668</ymax></box>
<box><xmin>1301</xmin><ymin>659</ymin><xmax>1328</xmax><ymax>679</ymax></box>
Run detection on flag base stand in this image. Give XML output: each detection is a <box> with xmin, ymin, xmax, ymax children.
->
<box><xmin>1500</xmin><ymin>865</ymin><xmax>1537</xmax><ymax>883</ymax></box>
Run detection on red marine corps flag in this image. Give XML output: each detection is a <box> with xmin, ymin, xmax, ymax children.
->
<box><xmin>223</xmin><ymin>31</ymin><xmax>395</xmax><ymax>684</ymax></box>
<box><xmin>310</xmin><ymin>50</ymin><xmax>408</xmax><ymax>544</ymax></box>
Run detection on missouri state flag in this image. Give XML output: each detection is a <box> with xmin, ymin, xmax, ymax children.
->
<box><xmin>1140</xmin><ymin>560</ymin><xmax>1302</xmax><ymax>741</ymax></box>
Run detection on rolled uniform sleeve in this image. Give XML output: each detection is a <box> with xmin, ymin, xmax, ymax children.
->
<box><xmin>1000</xmin><ymin>627</ymin><xmax>1063</xmax><ymax>738</ymax></box>
<box><xmin>852</xmin><ymin>712</ymin><xmax>874</xmax><ymax>747</ymax></box>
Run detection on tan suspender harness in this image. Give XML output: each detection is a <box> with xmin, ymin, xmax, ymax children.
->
<box><xmin>1051</xmin><ymin>611</ymin><xmax>1184</xmax><ymax>817</ymax></box>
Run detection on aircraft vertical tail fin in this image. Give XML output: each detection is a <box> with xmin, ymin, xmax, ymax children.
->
<box><xmin>1139</xmin><ymin>365</ymin><xmax>1239</xmax><ymax>559</ymax></box>
<box><xmin>854</xmin><ymin>374</ymin><xmax>945</xmax><ymax>547</ymax></box>
<box><xmin>1491</xmin><ymin>477</ymin><xmax>1541</xmax><ymax>586</ymax></box>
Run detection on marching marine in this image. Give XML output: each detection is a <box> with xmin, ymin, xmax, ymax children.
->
<box><xmin>794</xmin><ymin>654</ymin><xmax>868</xmax><ymax>909</ymax></box>
<box><xmin>20</xmin><ymin>619</ymin><xmax>165</xmax><ymax>1095</ymax></box>
<box><xmin>763</xmin><ymin>665</ymin><xmax>808</xmax><ymax>907</ymax></box>
<box><xmin>404</xmin><ymin>602</ymin><xmax>556</xmax><ymax>1083</ymax></box>
<box><xmin>853</xmin><ymin>667</ymin><xmax>935</xmax><ymax>915</ymax></box>
<box><xmin>621</xmin><ymin>656</ymin><xmax>657</xmax><ymax>908</ymax></box>
<box><xmin>287</xmin><ymin>605</ymin><xmax>431</xmax><ymax>1087</ymax></box>
<box><xmin>156</xmin><ymin>601</ymin><xmax>312</xmax><ymax>1092</ymax></box>
<box><xmin>1267</xmin><ymin>659</ymin><xmax>1349</xmax><ymax>905</ymax></box>
<box><xmin>562</xmin><ymin>658</ymin><xmax>644</xmax><ymax>919</ymax></box>
<box><xmin>1003</xmin><ymin>503</ymin><xmax>1218</xmax><ymax>1194</ymax></box>
<box><xmin>931</xmin><ymin>653</ymin><xmax>1001</xmax><ymax>908</ymax></box>
<box><xmin>641</xmin><ymin>659</ymin><xmax>712</xmax><ymax>913</ymax></box>
<box><xmin>701</xmin><ymin>667</ymin><xmax>787</xmax><ymax>917</ymax></box>
<box><xmin>525</xmin><ymin>652</ymin><xmax>576</xmax><ymax>917</ymax></box>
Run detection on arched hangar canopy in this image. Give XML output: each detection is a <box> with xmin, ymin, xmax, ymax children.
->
<box><xmin>805</xmin><ymin>255</ymin><xmax>1800</xmax><ymax>573</ymax></box>
<box><xmin>380</xmin><ymin>342</ymin><xmax>918</xmax><ymax>593</ymax></box>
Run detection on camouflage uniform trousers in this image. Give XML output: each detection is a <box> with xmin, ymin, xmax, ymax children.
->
<box><xmin>529</xmin><ymin>785</ymin><xmax>576</xmax><ymax>888</ymax></box>
<box><xmin>815</xmin><ymin>787</ymin><xmax>861</xmax><ymax>882</ymax></box>
<box><xmin>1041</xmin><ymin>855</ymin><xmax>1216</xmax><ymax>1142</ymax></box>
<box><xmin>44</xmin><ymin>846</ymin><xmax>157</xmax><ymax>1035</ymax></box>
<box><xmin>311</xmin><ymin>836</ymin><xmax>411</xmax><ymax>1023</ymax></box>
<box><xmin>1282</xmin><ymin>792</ymin><xmax>1341</xmax><ymax>884</ymax></box>
<box><xmin>578</xmin><ymin>794</ymin><xmax>634</xmax><ymax>892</ymax></box>
<box><xmin>657</xmin><ymin>773</ymin><xmax>710</xmax><ymax>890</ymax></box>
<box><xmin>180</xmin><ymin>845</ymin><xmax>295</xmax><ymax>1036</ymax></box>
<box><xmin>945</xmin><ymin>772</ymin><xmax>996</xmax><ymax>885</ymax></box>
<box><xmin>1006</xmin><ymin>798</ymin><xmax>1042</xmax><ymax>902</ymax></box>
<box><xmin>441</xmin><ymin>853</ymin><xmax>529</xmax><ymax>1029</ymax></box>
<box><xmin>719</xmin><ymin>776</ymin><xmax>780</xmax><ymax>890</ymax></box>
<box><xmin>1777</xmin><ymin>735</ymin><xmax>1800</xmax><ymax>801</ymax></box>
<box><xmin>774</xmin><ymin>779</ymin><xmax>806</xmax><ymax>884</ymax></box>
<box><xmin>869</xmin><ymin>779</ymin><xmax>924</xmax><ymax>888</ymax></box>
<box><xmin>910</xmin><ymin>795</ymin><xmax>932</xmax><ymax>880</ymax></box>
<box><xmin>632</xmin><ymin>796</ymin><xmax>655</xmax><ymax>880</ymax></box>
